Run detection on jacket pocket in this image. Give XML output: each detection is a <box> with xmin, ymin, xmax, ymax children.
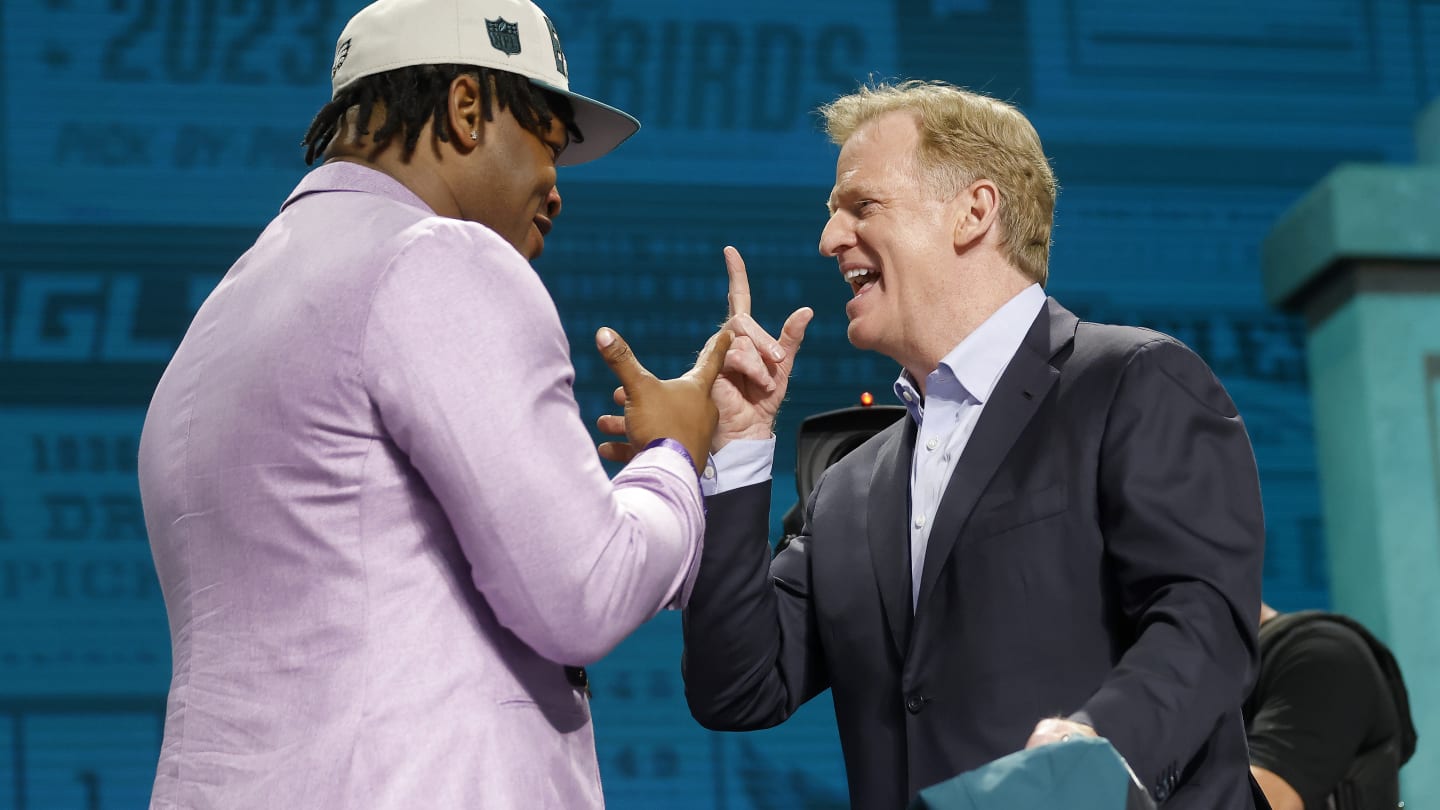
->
<box><xmin>965</xmin><ymin>482</ymin><xmax>1068</xmax><ymax>540</ymax></box>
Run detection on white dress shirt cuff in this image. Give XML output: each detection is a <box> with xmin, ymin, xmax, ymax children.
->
<box><xmin>700</xmin><ymin>438</ymin><xmax>776</xmax><ymax>496</ymax></box>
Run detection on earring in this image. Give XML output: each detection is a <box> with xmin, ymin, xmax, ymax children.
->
<box><xmin>470</xmin><ymin>130</ymin><xmax>478</xmax><ymax>140</ymax></box>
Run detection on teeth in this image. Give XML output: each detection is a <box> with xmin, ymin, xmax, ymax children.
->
<box><xmin>844</xmin><ymin>268</ymin><xmax>877</xmax><ymax>282</ymax></box>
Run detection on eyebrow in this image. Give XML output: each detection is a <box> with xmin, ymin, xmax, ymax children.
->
<box><xmin>826</xmin><ymin>175</ymin><xmax>872</xmax><ymax>214</ymax></box>
<box><xmin>546</xmin><ymin>117</ymin><xmax>571</xmax><ymax>152</ymax></box>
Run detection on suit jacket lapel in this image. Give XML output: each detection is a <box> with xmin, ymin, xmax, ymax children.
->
<box><xmin>867</xmin><ymin>417</ymin><xmax>916</xmax><ymax>659</ymax></box>
<box><xmin>913</xmin><ymin>299</ymin><xmax>1078</xmax><ymax>613</ymax></box>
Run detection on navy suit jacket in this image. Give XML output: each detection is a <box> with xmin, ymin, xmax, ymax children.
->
<box><xmin>682</xmin><ymin>299</ymin><xmax>1266</xmax><ymax>809</ymax></box>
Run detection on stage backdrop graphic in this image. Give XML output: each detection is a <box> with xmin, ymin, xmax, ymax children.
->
<box><xmin>2</xmin><ymin>0</ymin><xmax>1437</xmax><ymax>806</ymax></box>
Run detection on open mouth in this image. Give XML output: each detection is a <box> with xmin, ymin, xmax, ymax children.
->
<box><xmin>844</xmin><ymin>267</ymin><xmax>880</xmax><ymax>296</ymax></box>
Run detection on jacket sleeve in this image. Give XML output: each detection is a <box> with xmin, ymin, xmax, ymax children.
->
<box><xmin>681</xmin><ymin>480</ymin><xmax>829</xmax><ymax>730</ymax></box>
<box><xmin>1072</xmin><ymin>338</ymin><xmax>1265</xmax><ymax>799</ymax></box>
<box><xmin>362</xmin><ymin>220</ymin><xmax>704</xmax><ymax>666</ymax></box>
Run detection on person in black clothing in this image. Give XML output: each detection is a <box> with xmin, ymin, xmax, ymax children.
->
<box><xmin>1245</xmin><ymin>603</ymin><xmax>1418</xmax><ymax>810</ymax></box>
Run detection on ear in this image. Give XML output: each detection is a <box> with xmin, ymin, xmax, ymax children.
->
<box><xmin>447</xmin><ymin>73</ymin><xmax>485</xmax><ymax>151</ymax></box>
<box><xmin>953</xmin><ymin>178</ymin><xmax>1000</xmax><ymax>253</ymax></box>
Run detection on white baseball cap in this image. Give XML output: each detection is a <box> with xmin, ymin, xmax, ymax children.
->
<box><xmin>329</xmin><ymin>0</ymin><xmax>639</xmax><ymax>166</ymax></box>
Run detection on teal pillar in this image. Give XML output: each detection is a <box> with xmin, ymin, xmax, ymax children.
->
<box><xmin>1420</xmin><ymin>100</ymin><xmax>1440</xmax><ymax>166</ymax></box>
<box><xmin>1262</xmin><ymin>98</ymin><xmax>1440</xmax><ymax>800</ymax></box>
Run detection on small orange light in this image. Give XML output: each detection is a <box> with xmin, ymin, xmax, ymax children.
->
<box><xmin>859</xmin><ymin>392</ymin><xmax>874</xmax><ymax>407</ymax></box>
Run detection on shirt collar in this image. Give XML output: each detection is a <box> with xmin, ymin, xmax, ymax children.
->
<box><xmin>279</xmin><ymin>162</ymin><xmax>434</xmax><ymax>216</ymax></box>
<box><xmin>893</xmin><ymin>283</ymin><xmax>1047</xmax><ymax>423</ymax></box>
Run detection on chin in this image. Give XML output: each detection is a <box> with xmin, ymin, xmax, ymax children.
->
<box><xmin>847</xmin><ymin>323</ymin><xmax>902</xmax><ymax>364</ymax></box>
<box><xmin>523</xmin><ymin>226</ymin><xmax>548</xmax><ymax>260</ymax></box>
<box><xmin>846</xmin><ymin>321</ymin><xmax>877</xmax><ymax>352</ymax></box>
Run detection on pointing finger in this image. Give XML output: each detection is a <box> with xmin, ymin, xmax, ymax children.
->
<box><xmin>724</xmin><ymin>246</ymin><xmax>752</xmax><ymax>320</ymax></box>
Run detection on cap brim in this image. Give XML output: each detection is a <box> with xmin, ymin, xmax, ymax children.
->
<box><xmin>531</xmin><ymin>81</ymin><xmax>640</xmax><ymax>166</ymax></box>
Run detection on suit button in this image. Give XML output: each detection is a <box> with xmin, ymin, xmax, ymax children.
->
<box><xmin>565</xmin><ymin>666</ymin><xmax>590</xmax><ymax>698</ymax></box>
<box><xmin>905</xmin><ymin>695</ymin><xmax>925</xmax><ymax>714</ymax></box>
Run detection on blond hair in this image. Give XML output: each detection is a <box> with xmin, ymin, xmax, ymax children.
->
<box><xmin>819</xmin><ymin>80</ymin><xmax>1057</xmax><ymax>285</ymax></box>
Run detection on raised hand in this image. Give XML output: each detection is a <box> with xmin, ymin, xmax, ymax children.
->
<box><xmin>594</xmin><ymin>326</ymin><xmax>732</xmax><ymax>473</ymax></box>
<box><xmin>711</xmin><ymin>245</ymin><xmax>813</xmax><ymax>450</ymax></box>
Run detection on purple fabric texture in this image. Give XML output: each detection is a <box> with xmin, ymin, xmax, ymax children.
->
<box><xmin>139</xmin><ymin>163</ymin><xmax>704</xmax><ymax>809</ymax></box>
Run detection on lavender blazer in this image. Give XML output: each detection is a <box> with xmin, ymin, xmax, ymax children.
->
<box><xmin>139</xmin><ymin>163</ymin><xmax>704</xmax><ymax>808</ymax></box>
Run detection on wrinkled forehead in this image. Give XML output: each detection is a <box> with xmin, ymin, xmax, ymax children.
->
<box><xmin>826</xmin><ymin>125</ymin><xmax>922</xmax><ymax>205</ymax></box>
<box><xmin>825</xmin><ymin>165</ymin><xmax>864</xmax><ymax>212</ymax></box>
<box><xmin>841</xmin><ymin>115</ymin><xmax>922</xmax><ymax>172</ymax></box>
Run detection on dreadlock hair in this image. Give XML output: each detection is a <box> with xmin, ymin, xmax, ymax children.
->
<box><xmin>301</xmin><ymin>64</ymin><xmax>583</xmax><ymax>165</ymax></box>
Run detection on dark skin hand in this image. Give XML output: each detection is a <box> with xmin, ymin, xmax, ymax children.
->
<box><xmin>595</xmin><ymin>326</ymin><xmax>732</xmax><ymax>474</ymax></box>
<box><xmin>598</xmin><ymin>246</ymin><xmax>813</xmax><ymax>458</ymax></box>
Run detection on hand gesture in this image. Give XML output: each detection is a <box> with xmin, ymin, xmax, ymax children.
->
<box><xmin>711</xmin><ymin>246</ymin><xmax>813</xmax><ymax>450</ymax></box>
<box><xmin>594</xmin><ymin>326</ymin><xmax>732</xmax><ymax>473</ymax></box>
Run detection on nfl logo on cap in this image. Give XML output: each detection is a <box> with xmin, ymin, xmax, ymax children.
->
<box><xmin>486</xmin><ymin>18</ymin><xmax>521</xmax><ymax>56</ymax></box>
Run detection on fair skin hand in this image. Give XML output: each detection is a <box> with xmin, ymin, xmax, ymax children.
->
<box><xmin>710</xmin><ymin>246</ymin><xmax>814</xmax><ymax>450</ymax></box>
<box><xmin>1251</xmin><ymin>766</ymin><xmax>1304</xmax><ymax>810</ymax></box>
<box><xmin>594</xmin><ymin>327</ymin><xmax>732</xmax><ymax>475</ymax></box>
<box><xmin>1024</xmin><ymin>716</ymin><xmax>1099</xmax><ymax>749</ymax></box>
<box><xmin>597</xmin><ymin>247</ymin><xmax>812</xmax><ymax>454</ymax></box>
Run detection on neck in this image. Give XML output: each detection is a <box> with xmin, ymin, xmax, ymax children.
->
<box><xmin>900</xmin><ymin>265</ymin><xmax>1033</xmax><ymax>386</ymax></box>
<box><xmin>324</xmin><ymin>120</ymin><xmax>462</xmax><ymax>219</ymax></box>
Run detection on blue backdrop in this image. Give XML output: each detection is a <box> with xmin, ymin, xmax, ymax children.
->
<box><xmin>2</xmin><ymin>0</ymin><xmax>1438</xmax><ymax>807</ymax></box>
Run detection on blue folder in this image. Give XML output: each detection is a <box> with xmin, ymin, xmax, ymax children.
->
<box><xmin>908</xmin><ymin>737</ymin><xmax>1156</xmax><ymax>810</ymax></box>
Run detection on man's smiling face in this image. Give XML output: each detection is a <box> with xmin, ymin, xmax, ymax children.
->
<box><xmin>819</xmin><ymin>110</ymin><xmax>962</xmax><ymax>368</ymax></box>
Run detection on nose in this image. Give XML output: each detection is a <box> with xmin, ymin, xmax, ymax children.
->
<box><xmin>545</xmin><ymin>186</ymin><xmax>562</xmax><ymax>220</ymax></box>
<box><xmin>818</xmin><ymin>211</ymin><xmax>852</xmax><ymax>258</ymax></box>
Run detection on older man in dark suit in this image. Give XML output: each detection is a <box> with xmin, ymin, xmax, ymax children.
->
<box><xmin>675</xmin><ymin>81</ymin><xmax>1267</xmax><ymax>809</ymax></box>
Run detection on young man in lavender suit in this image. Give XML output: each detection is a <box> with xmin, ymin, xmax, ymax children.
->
<box><xmin>138</xmin><ymin>0</ymin><xmax>729</xmax><ymax>806</ymax></box>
